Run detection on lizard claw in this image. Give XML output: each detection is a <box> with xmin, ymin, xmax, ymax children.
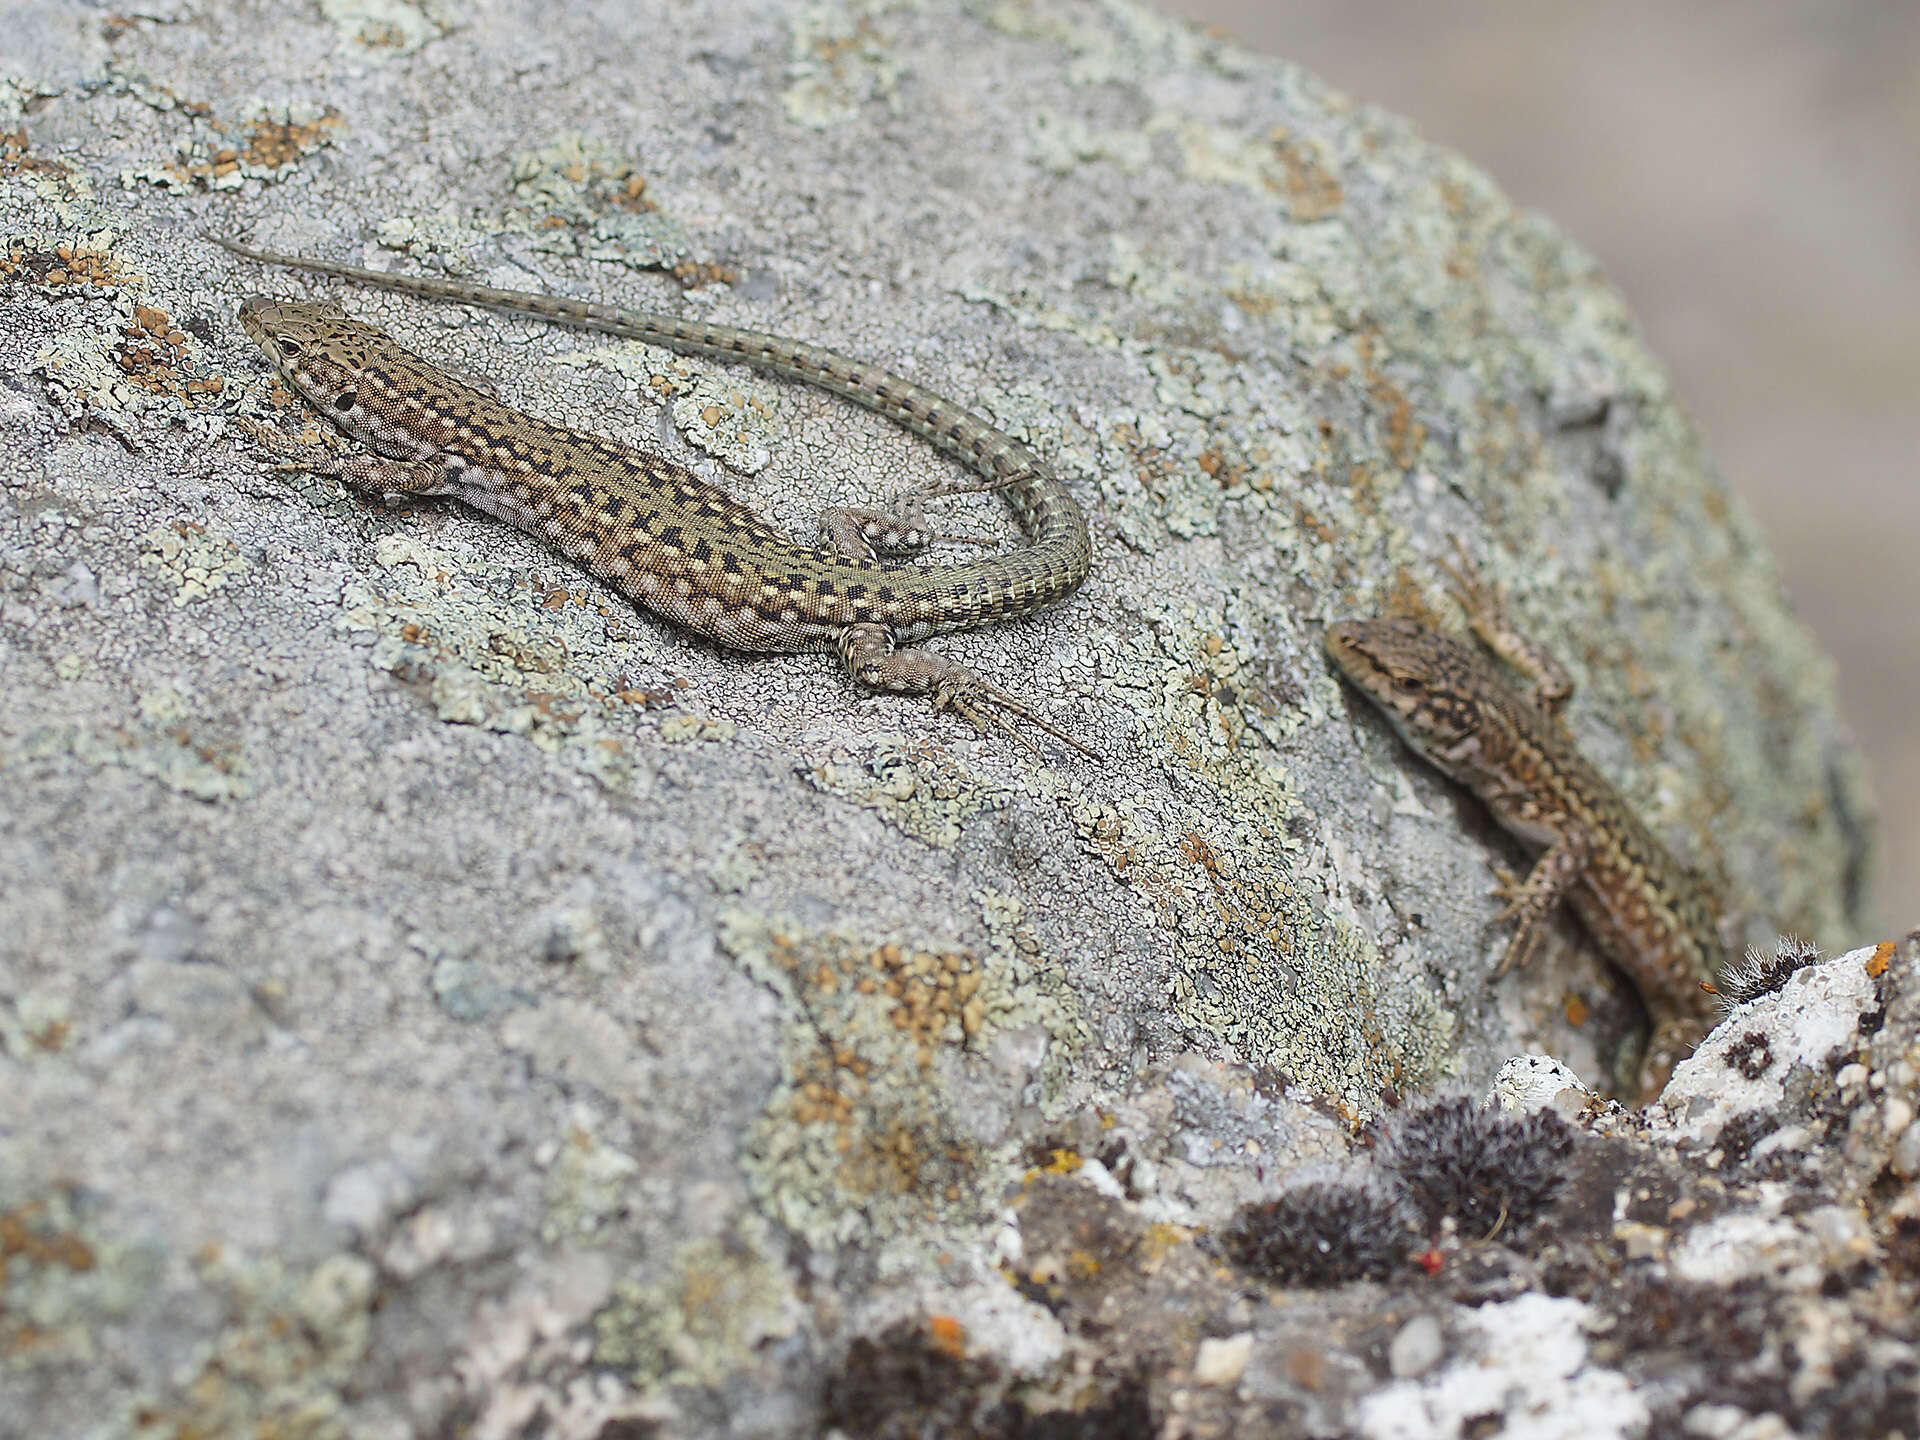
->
<box><xmin>938</xmin><ymin>673</ymin><xmax>1100</xmax><ymax>760</ymax></box>
<box><xmin>840</xmin><ymin>623</ymin><xmax>1099</xmax><ymax>760</ymax></box>
<box><xmin>1436</xmin><ymin>535</ymin><xmax>1503</xmax><ymax>625</ymax></box>
<box><xmin>1488</xmin><ymin>861</ymin><xmax>1526</xmax><ymax>912</ymax></box>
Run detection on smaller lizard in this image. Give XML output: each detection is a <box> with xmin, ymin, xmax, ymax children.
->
<box><xmin>212</xmin><ymin>237</ymin><xmax>1095</xmax><ymax>755</ymax></box>
<box><xmin>1323</xmin><ymin>549</ymin><xmax>1725</xmax><ymax>1098</ymax></box>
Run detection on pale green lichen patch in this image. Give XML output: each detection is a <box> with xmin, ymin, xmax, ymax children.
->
<box><xmin>318</xmin><ymin>0</ymin><xmax>457</xmax><ymax>57</ymax></box>
<box><xmin>657</xmin><ymin>713</ymin><xmax>738</xmax><ymax>744</ymax></box>
<box><xmin>798</xmin><ymin>735</ymin><xmax>1003</xmax><ymax>847</ymax></box>
<box><xmin>1055</xmin><ymin>594</ymin><xmax>1456</xmax><ymax>1108</ymax></box>
<box><xmin>721</xmin><ymin>910</ymin><xmax>1080</xmax><ymax>1248</ymax></box>
<box><xmin>508</xmin><ymin>133</ymin><xmax>692</xmax><ymax>272</ymax></box>
<box><xmin>104</xmin><ymin>1248</ymin><xmax>376</xmax><ymax>1440</ymax></box>
<box><xmin>540</xmin><ymin>1111</ymin><xmax>643</xmax><ymax>1243</ymax></box>
<box><xmin>139</xmin><ymin>518</ymin><xmax>248</xmax><ymax>605</ymax></box>
<box><xmin>0</xmin><ymin>118</ymin><xmax>90</xmax><ymax>203</ymax></box>
<box><xmin>0</xmin><ymin>1188</ymin><xmax>162</xmax><ymax>1374</ymax></box>
<box><xmin>430</xmin><ymin>953</ymin><xmax>530</xmax><ymax>1022</ymax></box>
<box><xmin>1029</xmin><ymin>108</ymin><xmax>1152</xmax><ymax>175</ymax></box>
<box><xmin>0</xmin><ymin>989</ymin><xmax>72</xmax><ymax>1060</ymax></box>
<box><xmin>13</xmin><ymin>234</ymin><xmax>230</xmax><ymax>442</ymax></box>
<box><xmin>981</xmin><ymin>0</ymin><xmax>1248</xmax><ymax>88</ymax></box>
<box><xmin>592</xmin><ymin>1216</ymin><xmax>800</xmax><ymax>1390</ymax></box>
<box><xmin>782</xmin><ymin>0</ymin><xmax>911</xmax><ymax>130</ymax></box>
<box><xmin>7</xmin><ymin>679</ymin><xmax>254</xmax><ymax>803</ymax></box>
<box><xmin>332</xmin><ymin>530</ymin><xmax>698</xmax><ymax>786</ymax></box>
<box><xmin>551</xmin><ymin>340</ymin><xmax>786</xmax><ymax>473</ymax></box>
<box><xmin>1146</xmin><ymin>113</ymin><xmax>1345</xmax><ymax>222</ymax></box>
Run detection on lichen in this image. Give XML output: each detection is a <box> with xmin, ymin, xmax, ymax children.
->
<box><xmin>722</xmin><ymin>909</ymin><xmax>1082</xmax><ymax>1248</ymax></box>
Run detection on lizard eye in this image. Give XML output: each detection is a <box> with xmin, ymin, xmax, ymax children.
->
<box><xmin>275</xmin><ymin>335</ymin><xmax>304</xmax><ymax>357</ymax></box>
<box><xmin>1392</xmin><ymin>674</ymin><xmax>1425</xmax><ymax>695</ymax></box>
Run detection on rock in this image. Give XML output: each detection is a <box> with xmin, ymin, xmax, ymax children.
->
<box><xmin>0</xmin><ymin>1</ymin><xmax>1889</xmax><ymax>1435</ymax></box>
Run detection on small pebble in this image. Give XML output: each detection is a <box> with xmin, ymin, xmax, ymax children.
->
<box><xmin>1388</xmin><ymin>1313</ymin><xmax>1444</xmax><ymax>1378</ymax></box>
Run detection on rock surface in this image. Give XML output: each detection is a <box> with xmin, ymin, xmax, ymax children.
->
<box><xmin>0</xmin><ymin>1</ymin><xmax>1890</xmax><ymax>1435</ymax></box>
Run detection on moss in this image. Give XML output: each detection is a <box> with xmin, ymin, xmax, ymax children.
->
<box><xmin>1219</xmin><ymin>1181</ymin><xmax>1415</xmax><ymax>1287</ymax></box>
<box><xmin>1379</xmin><ymin>1097</ymin><xmax>1575</xmax><ymax>1241</ymax></box>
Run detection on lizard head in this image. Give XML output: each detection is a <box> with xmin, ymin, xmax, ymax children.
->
<box><xmin>237</xmin><ymin>296</ymin><xmax>385</xmax><ymax>415</ymax></box>
<box><xmin>1323</xmin><ymin>617</ymin><xmax>1490</xmax><ymax>766</ymax></box>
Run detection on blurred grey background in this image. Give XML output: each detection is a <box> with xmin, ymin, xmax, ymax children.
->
<box><xmin>1164</xmin><ymin>0</ymin><xmax>1918</xmax><ymax>940</ymax></box>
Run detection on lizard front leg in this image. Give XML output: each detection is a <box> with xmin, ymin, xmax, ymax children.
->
<box><xmin>1438</xmin><ymin>540</ymin><xmax>1573</xmax><ymax>717</ymax></box>
<box><xmin>1487</xmin><ymin>827</ymin><xmax>1592</xmax><ymax>974</ymax></box>
<box><xmin>239</xmin><ymin>417</ymin><xmax>458</xmax><ymax>504</ymax></box>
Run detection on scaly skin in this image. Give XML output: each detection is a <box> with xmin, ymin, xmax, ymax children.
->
<box><xmin>1325</xmin><ymin>608</ymin><xmax>1725</xmax><ymax>1099</ymax></box>
<box><xmin>220</xmin><ymin>252</ymin><xmax>1094</xmax><ymax>754</ymax></box>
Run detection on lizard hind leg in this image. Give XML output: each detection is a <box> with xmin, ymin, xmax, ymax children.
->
<box><xmin>818</xmin><ymin>464</ymin><xmax>1040</xmax><ymax>558</ymax></box>
<box><xmin>836</xmin><ymin>622</ymin><xmax>1097</xmax><ymax>758</ymax></box>
<box><xmin>820</xmin><ymin>494</ymin><xmax>994</xmax><ymax>560</ymax></box>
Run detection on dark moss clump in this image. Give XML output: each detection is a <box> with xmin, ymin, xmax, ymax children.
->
<box><xmin>1714</xmin><ymin>934</ymin><xmax>1822</xmax><ymax>1009</ymax></box>
<box><xmin>822</xmin><ymin>1322</ymin><xmax>1002</xmax><ymax>1439</ymax></box>
<box><xmin>1724</xmin><ymin>1031</ymin><xmax>1774</xmax><ymax>1080</ymax></box>
<box><xmin>1219</xmin><ymin>1181</ymin><xmax>1415</xmax><ymax>1286</ymax></box>
<box><xmin>821</xmin><ymin>1321</ymin><xmax>1155</xmax><ymax>1439</ymax></box>
<box><xmin>982</xmin><ymin>1376</ymin><xmax>1155</xmax><ymax>1440</ymax></box>
<box><xmin>1379</xmin><ymin>1097</ymin><xmax>1575</xmax><ymax>1240</ymax></box>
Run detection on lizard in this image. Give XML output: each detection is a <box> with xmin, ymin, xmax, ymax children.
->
<box><xmin>1322</xmin><ymin>547</ymin><xmax>1726</xmax><ymax>1099</ymax></box>
<box><xmin>209</xmin><ymin>236</ymin><xmax>1094</xmax><ymax>756</ymax></box>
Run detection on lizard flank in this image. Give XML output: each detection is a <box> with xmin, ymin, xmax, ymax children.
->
<box><xmin>214</xmin><ymin>238</ymin><xmax>1093</xmax><ymax>755</ymax></box>
<box><xmin>1324</xmin><ymin>553</ymin><xmax>1726</xmax><ymax>1098</ymax></box>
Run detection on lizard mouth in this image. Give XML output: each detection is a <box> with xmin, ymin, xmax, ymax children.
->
<box><xmin>236</xmin><ymin>295</ymin><xmax>291</xmax><ymax>360</ymax></box>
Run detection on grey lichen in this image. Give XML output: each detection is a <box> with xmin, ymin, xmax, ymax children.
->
<box><xmin>0</xmin><ymin>0</ymin><xmax>1874</xmax><ymax>1433</ymax></box>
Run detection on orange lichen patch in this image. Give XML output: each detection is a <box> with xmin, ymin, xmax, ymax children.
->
<box><xmin>1867</xmin><ymin>942</ymin><xmax>1895</xmax><ymax>979</ymax></box>
<box><xmin>1265</xmin><ymin>126</ymin><xmax>1344</xmax><ymax>221</ymax></box>
<box><xmin>1565</xmin><ymin>993</ymin><xmax>1591</xmax><ymax>1028</ymax></box>
<box><xmin>1064</xmin><ymin>1248</ymin><xmax>1102</xmax><ymax>1279</ymax></box>
<box><xmin>755</xmin><ymin>930</ymin><xmax>988</xmax><ymax>1217</ymax></box>
<box><xmin>608</xmin><ymin>683</ymin><xmax>674</xmax><ymax>708</ymax></box>
<box><xmin>672</xmin><ymin>259</ymin><xmax>738</xmax><ymax>288</ymax></box>
<box><xmin>0</xmin><ymin>128</ymin><xmax>77</xmax><ymax>184</ymax></box>
<box><xmin>114</xmin><ymin>304</ymin><xmax>227</xmax><ymax>404</ymax></box>
<box><xmin>514</xmin><ymin>139</ymin><xmax>660</xmax><ymax>219</ymax></box>
<box><xmin>238</xmin><ymin>109</ymin><xmax>344</xmax><ymax>171</ymax></box>
<box><xmin>1142</xmin><ymin>1222</ymin><xmax>1191</xmax><ymax>1259</ymax></box>
<box><xmin>1222</xmin><ymin>283</ymin><xmax>1281</xmax><ymax>319</ymax></box>
<box><xmin>143</xmin><ymin>105</ymin><xmax>342</xmax><ymax>190</ymax></box>
<box><xmin>1365</xmin><ymin>372</ymin><xmax>1426</xmax><ymax>473</ymax></box>
<box><xmin>1289</xmin><ymin>497</ymin><xmax>1341</xmax><ymax>551</ymax></box>
<box><xmin>1108</xmin><ymin>420</ymin><xmax>1187</xmax><ymax>506</ymax></box>
<box><xmin>3</xmin><ymin>241</ymin><xmax>131</xmax><ymax>290</ymax></box>
<box><xmin>1175</xmin><ymin>830</ymin><xmax>1292</xmax><ymax>960</ymax></box>
<box><xmin>835</xmin><ymin>939</ymin><xmax>988</xmax><ymax>1048</ymax></box>
<box><xmin>926</xmin><ymin>1314</ymin><xmax>966</xmax><ymax>1358</ymax></box>
<box><xmin>1195</xmin><ymin>436</ymin><xmax>1280</xmax><ymax>495</ymax></box>
<box><xmin>0</xmin><ymin>1201</ymin><xmax>96</xmax><ymax>1289</ymax></box>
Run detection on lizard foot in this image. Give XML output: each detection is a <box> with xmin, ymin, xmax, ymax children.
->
<box><xmin>838</xmin><ymin>621</ymin><xmax>1097</xmax><ymax>759</ymax></box>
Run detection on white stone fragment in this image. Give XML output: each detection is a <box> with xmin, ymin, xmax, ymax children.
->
<box><xmin>1356</xmin><ymin>1294</ymin><xmax>1646</xmax><ymax>1440</ymax></box>
<box><xmin>1491</xmin><ymin>1054</ymin><xmax>1593</xmax><ymax>1116</ymax></box>
<box><xmin>1386</xmin><ymin>1314</ymin><xmax>1444</xmax><ymax>1379</ymax></box>
<box><xmin>1193</xmin><ymin>1332</ymin><xmax>1253</xmax><ymax>1386</ymax></box>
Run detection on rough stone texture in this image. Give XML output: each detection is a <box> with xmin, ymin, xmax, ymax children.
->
<box><xmin>0</xmin><ymin>1</ymin><xmax>1891</xmax><ymax>1436</ymax></box>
